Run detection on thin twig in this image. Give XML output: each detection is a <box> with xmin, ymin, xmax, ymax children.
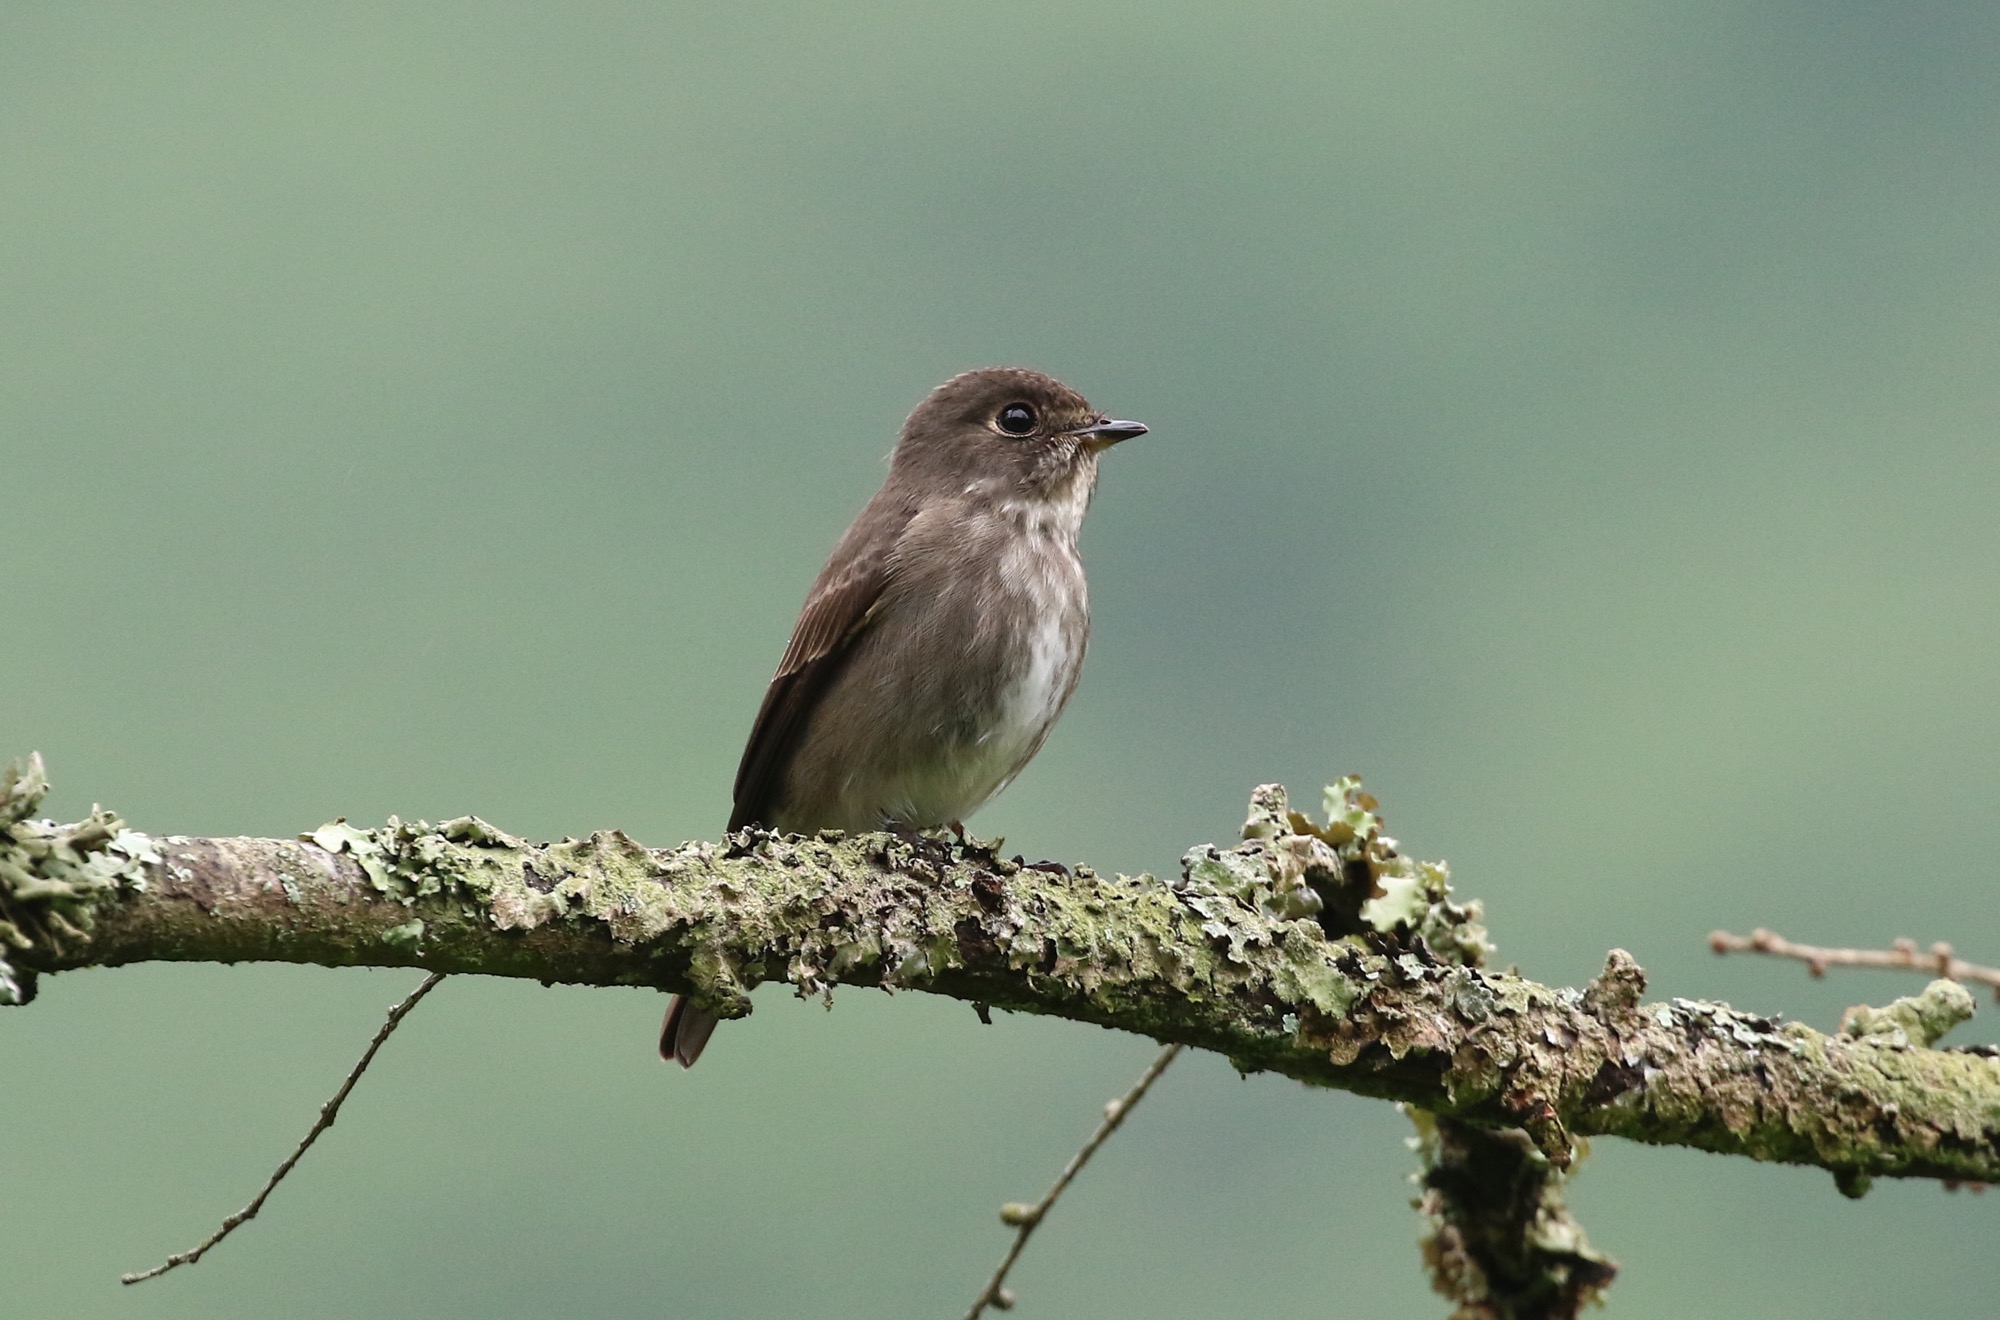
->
<box><xmin>963</xmin><ymin>1043</ymin><xmax>1184</xmax><ymax>1319</ymax></box>
<box><xmin>121</xmin><ymin>972</ymin><xmax>447</xmax><ymax>1284</ymax></box>
<box><xmin>1710</xmin><ymin>928</ymin><xmax>2000</xmax><ymax>1000</ymax></box>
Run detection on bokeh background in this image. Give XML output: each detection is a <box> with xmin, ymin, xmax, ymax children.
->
<box><xmin>7</xmin><ymin>4</ymin><xmax>2000</xmax><ymax>1316</ymax></box>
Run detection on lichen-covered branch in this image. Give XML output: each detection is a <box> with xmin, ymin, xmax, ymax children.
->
<box><xmin>1411</xmin><ymin>1112</ymin><xmax>1616</xmax><ymax>1319</ymax></box>
<box><xmin>7</xmin><ymin>755</ymin><xmax>2000</xmax><ymax>1189</ymax></box>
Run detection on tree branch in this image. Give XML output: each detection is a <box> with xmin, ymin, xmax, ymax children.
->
<box><xmin>1711</xmin><ymin>927</ymin><xmax>2000</xmax><ymax>998</ymax></box>
<box><xmin>1411</xmin><ymin>1112</ymin><xmax>1616</xmax><ymax>1319</ymax></box>
<box><xmin>7</xmin><ymin>757</ymin><xmax>2000</xmax><ymax>1190</ymax></box>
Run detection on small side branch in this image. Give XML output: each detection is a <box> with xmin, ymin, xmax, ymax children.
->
<box><xmin>120</xmin><ymin>972</ymin><xmax>447</xmax><ymax>1284</ymax></box>
<box><xmin>1711</xmin><ymin>928</ymin><xmax>2000</xmax><ymax>999</ymax></box>
<box><xmin>1412</xmin><ymin>1112</ymin><xmax>1616</xmax><ymax>1320</ymax></box>
<box><xmin>963</xmin><ymin>1044</ymin><xmax>1184</xmax><ymax>1319</ymax></box>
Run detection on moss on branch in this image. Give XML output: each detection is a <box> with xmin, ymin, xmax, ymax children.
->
<box><xmin>7</xmin><ymin>756</ymin><xmax>2000</xmax><ymax>1190</ymax></box>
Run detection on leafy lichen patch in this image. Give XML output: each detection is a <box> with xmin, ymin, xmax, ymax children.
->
<box><xmin>0</xmin><ymin>753</ymin><xmax>157</xmax><ymax>1005</ymax></box>
<box><xmin>1840</xmin><ymin>979</ymin><xmax>1976</xmax><ymax>1049</ymax></box>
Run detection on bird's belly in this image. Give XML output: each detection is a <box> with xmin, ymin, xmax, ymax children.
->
<box><xmin>876</xmin><ymin>610</ymin><xmax>1080</xmax><ymax>827</ymax></box>
<box><xmin>793</xmin><ymin>550</ymin><xmax>1085</xmax><ymax>833</ymax></box>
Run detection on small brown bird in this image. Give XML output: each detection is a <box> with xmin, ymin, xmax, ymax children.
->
<box><xmin>661</xmin><ymin>367</ymin><xmax>1146</xmax><ymax>1066</ymax></box>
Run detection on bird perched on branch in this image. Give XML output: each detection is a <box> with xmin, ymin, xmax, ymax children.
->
<box><xmin>661</xmin><ymin>367</ymin><xmax>1146</xmax><ymax>1066</ymax></box>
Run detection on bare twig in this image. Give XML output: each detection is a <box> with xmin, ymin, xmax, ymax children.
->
<box><xmin>1710</xmin><ymin>928</ymin><xmax>2000</xmax><ymax>1000</ymax></box>
<box><xmin>962</xmin><ymin>1043</ymin><xmax>1184</xmax><ymax>1318</ymax></box>
<box><xmin>121</xmin><ymin>972</ymin><xmax>447</xmax><ymax>1284</ymax></box>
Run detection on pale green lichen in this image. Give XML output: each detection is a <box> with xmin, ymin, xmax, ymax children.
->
<box><xmin>0</xmin><ymin>753</ymin><xmax>157</xmax><ymax>1005</ymax></box>
<box><xmin>1163</xmin><ymin>779</ymin><xmax>1498</xmax><ymax>1050</ymax></box>
<box><xmin>301</xmin><ymin>815</ymin><xmax>515</xmax><ymax>900</ymax></box>
<box><xmin>1230</xmin><ymin>777</ymin><xmax>1492</xmax><ymax>969</ymax></box>
<box><xmin>1839</xmin><ymin>979</ymin><xmax>1976</xmax><ymax>1049</ymax></box>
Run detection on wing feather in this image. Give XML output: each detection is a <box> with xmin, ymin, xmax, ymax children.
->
<box><xmin>728</xmin><ymin>513</ymin><xmax>905</xmax><ymax>831</ymax></box>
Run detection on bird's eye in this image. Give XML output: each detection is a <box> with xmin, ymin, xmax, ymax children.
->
<box><xmin>996</xmin><ymin>403</ymin><xmax>1038</xmax><ymax>436</ymax></box>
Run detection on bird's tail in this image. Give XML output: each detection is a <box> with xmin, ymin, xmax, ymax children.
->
<box><xmin>660</xmin><ymin>995</ymin><xmax>720</xmax><ymax>1068</ymax></box>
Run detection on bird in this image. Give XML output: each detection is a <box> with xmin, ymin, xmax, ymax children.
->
<box><xmin>660</xmin><ymin>367</ymin><xmax>1146</xmax><ymax>1066</ymax></box>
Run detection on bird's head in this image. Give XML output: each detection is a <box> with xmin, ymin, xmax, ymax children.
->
<box><xmin>891</xmin><ymin>367</ymin><xmax>1146</xmax><ymax>505</ymax></box>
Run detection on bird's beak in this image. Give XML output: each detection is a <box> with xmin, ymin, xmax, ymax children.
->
<box><xmin>1072</xmin><ymin>417</ymin><xmax>1149</xmax><ymax>448</ymax></box>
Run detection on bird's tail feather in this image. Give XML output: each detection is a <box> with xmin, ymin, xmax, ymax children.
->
<box><xmin>660</xmin><ymin>995</ymin><xmax>720</xmax><ymax>1068</ymax></box>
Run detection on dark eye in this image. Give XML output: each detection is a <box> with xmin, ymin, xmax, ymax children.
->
<box><xmin>996</xmin><ymin>403</ymin><xmax>1037</xmax><ymax>436</ymax></box>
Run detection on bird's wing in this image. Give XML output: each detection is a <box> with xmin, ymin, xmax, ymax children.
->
<box><xmin>728</xmin><ymin>513</ymin><xmax>907</xmax><ymax>832</ymax></box>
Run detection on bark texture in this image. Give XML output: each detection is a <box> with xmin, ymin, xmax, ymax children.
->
<box><xmin>6</xmin><ymin>756</ymin><xmax>1998</xmax><ymax>1194</ymax></box>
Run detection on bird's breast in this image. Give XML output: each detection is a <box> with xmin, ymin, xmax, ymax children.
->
<box><xmin>785</xmin><ymin>506</ymin><xmax>1090</xmax><ymax>833</ymax></box>
<box><xmin>984</xmin><ymin>532</ymin><xmax>1085</xmax><ymax>744</ymax></box>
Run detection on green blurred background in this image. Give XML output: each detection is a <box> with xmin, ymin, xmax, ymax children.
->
<box><xmin>6</xmin><ymin>3</ymin><xmax>1999</xmax><ymax>1316</ymax></box>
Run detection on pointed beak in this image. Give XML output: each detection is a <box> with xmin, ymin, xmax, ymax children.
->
<box><xmin>1072</xmin><ymin>417</ymin><xmax>1149</xmax><ymax>447</ymax></box>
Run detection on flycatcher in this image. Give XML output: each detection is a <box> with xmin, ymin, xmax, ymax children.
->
<box><xmin>661</xmin><ymin>367</ymin><xmax>1145</xmax><ymax>1066</ymax></box>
